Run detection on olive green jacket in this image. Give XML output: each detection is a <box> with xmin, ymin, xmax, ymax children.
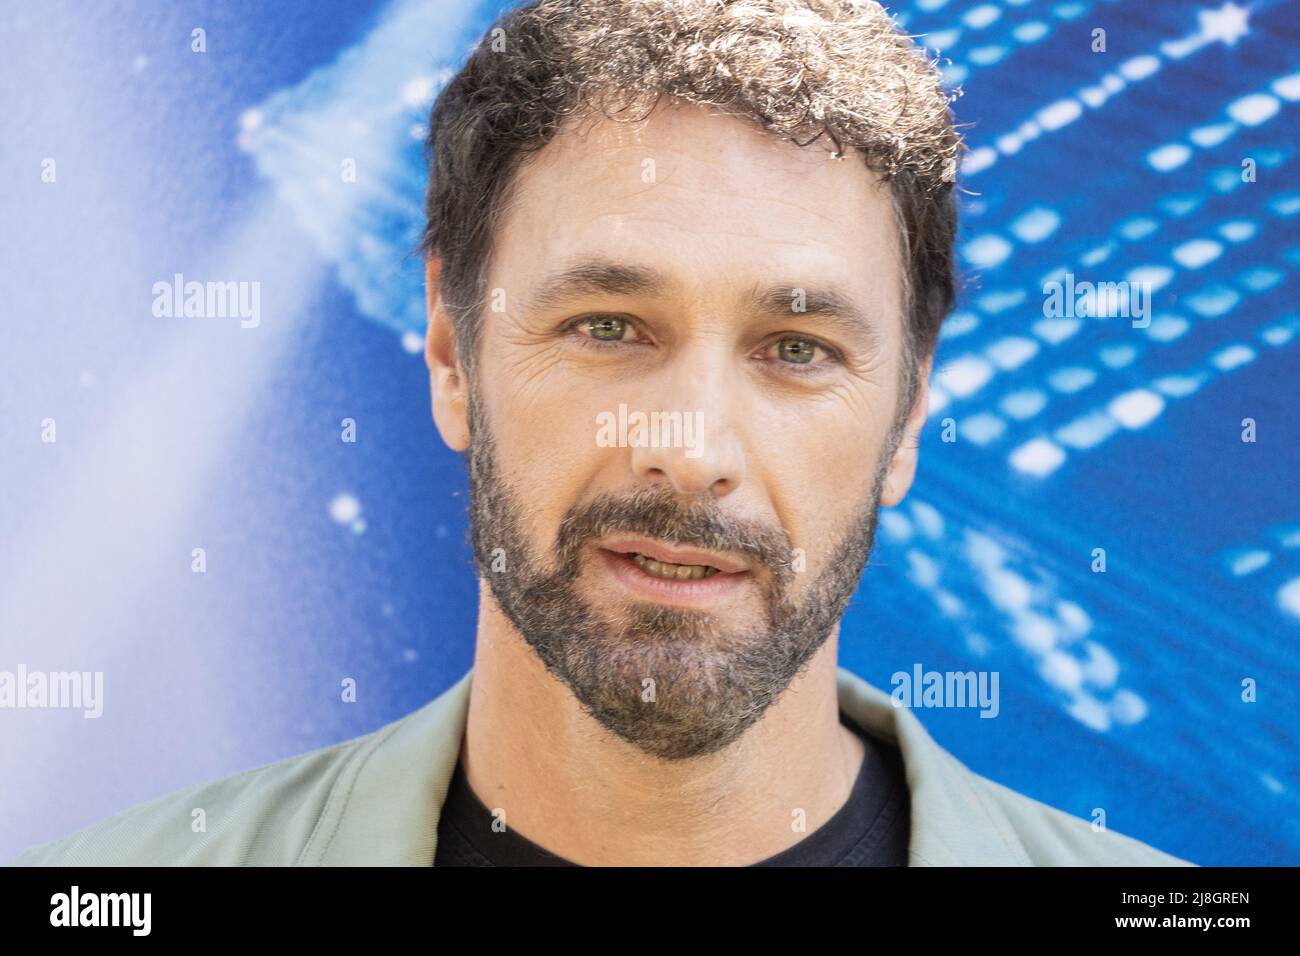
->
<box><xmin>13</xmin><ymin>667</ymin><xmax>1194</xmax><ymax>866</ymax></box>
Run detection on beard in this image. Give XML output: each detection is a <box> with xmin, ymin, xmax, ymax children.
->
<box><xmin>463</xmin><ymin>383</ymin><xmax>900</xmax><ymax>761</ymax></box>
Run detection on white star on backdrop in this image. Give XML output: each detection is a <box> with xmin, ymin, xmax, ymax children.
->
<box><xmin>1198</xmin><ymin>2</ymin><xmax>1251</xmax><ymax>47</ymax></box>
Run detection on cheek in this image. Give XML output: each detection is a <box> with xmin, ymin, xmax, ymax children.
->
<box><xmin>480</xmin><ymin>352</ymin><xmax>607</xmax><ymax>533</ymax></box>
<box><xmin>751</xmin><ymin>393</ymin><xmax>892</xmax><ymax>573</ymax></box>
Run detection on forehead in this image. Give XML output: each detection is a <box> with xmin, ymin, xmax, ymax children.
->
<box><xmin>490</xmin><ymin>98</ymin><xmax>903</xmax><ymax>326</ymax></box>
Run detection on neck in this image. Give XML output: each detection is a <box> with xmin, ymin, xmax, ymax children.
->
<box><xmin>458</xmin><ymin>578</ymin><xmax>865</xmax><ymax>865</ymax></box>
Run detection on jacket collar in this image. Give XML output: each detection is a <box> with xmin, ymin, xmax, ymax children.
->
<box><xmin>308</xmin><ymin>667</ymin><xmax>1031</xmax><ymax>866</ymax></box>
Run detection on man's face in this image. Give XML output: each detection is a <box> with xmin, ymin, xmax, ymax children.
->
<box><xmin>440</xmin><ymin>99</ymin><xmax>925</xmax><ymax>761</ymax></box>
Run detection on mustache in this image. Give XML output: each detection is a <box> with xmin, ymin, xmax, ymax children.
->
<box><xmin>554</xmin><ymin>485</ymin><xmax>797</xmax><ymax>582</ymax></box>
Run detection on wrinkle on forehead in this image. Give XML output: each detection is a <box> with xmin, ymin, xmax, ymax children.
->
<box><xmin>490</xmin><ymin>97</ymin><xmax>906</xmax><ymax>362</ymax></box>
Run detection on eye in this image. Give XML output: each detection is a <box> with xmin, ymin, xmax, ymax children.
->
<box><xmin>571</xmin><ymin>314</ymin><xmax>644</xmax><ymax>344</ymax></box>
<box><xmin>764</xmin><ymin>335</ymin><xmax>838</xmax><ymax>368</ymax></box>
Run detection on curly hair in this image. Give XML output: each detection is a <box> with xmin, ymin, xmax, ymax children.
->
<box><xmin>420</xmin><ymin>0</ymin><xmax>963</xmax><ymax>411</ymax></box>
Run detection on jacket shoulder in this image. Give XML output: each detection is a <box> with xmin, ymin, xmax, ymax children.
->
<box><xmin>12</xmin><ymin>726</ymin><xmax>390</xmax><ymax>866</ymax></box>
<box><xmin>968</xmin><ymin>771</ymin><xmax>1195</xmax><ymax>866</ymax></box>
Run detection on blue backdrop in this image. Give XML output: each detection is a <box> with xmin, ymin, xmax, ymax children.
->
<box><xmin>2</xmin><ymin>0</ymin><xmax>1296</xmax><ymax>865</ymax></box>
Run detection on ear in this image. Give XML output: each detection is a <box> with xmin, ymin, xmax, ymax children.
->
<box><xmin>425</xmin><ymin>256</ymin><xmax>470</xmax><ymax>452</ymax></box>
<box><xmin>879</xmin><ymin>354</ymin><xmax>932</xmax><ymax>508</ymax></box>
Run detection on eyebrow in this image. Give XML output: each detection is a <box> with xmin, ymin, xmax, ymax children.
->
<box><xmin>526</xmin><ymin>258</ymin><xmax>668</xmax><ymax>314</ymax></box>
<box><xmin>524</xmin><ymin>256</ymin><xmax>883</xmax><ymax>351</ymax></box>
<box><xmin>743</xmin><ymin>282</ymin><xmax>884</xmax><ymax>354</ymax></box>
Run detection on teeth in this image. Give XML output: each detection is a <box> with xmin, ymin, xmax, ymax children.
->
<box><xmin>628</xmin><ymin>552</ymin><xmax>720</xmax><ymax>580</ymax></box>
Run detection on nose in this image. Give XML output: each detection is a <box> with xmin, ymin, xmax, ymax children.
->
<box><xmin>628</xmin><ymin>350</ymin><xmax>746</xmax><ymax>498</ymax></box>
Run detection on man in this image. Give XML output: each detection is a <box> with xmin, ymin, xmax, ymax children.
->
<box><xmin>15</xmin><ymin>0</ymin><xmax>1191</xmax><ymax>867</ymax></box>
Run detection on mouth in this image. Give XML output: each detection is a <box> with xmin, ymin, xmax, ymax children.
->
<box><xmin>593</xmin><ymin>537</ymin><xmax>751</xmax><ymax>607</ymax></box>
<box><xmin>626</xmin><ymin>551</ymin><xmax>721</xmax><ymax>580</ymax></box>
<box><xmin>597</xmin><ymin>536</ymin><xmax>749</xmax><ymax>573</ymax></box>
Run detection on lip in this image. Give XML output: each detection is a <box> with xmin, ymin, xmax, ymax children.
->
<box><xmin>596</xmin><ymin>536</ymin><xmax>750</xmax><ymax>574</ymax></box>
<box><xmin>595</xmin><ymin>548</ymin><xmax>749</xmax><ymax>607</ymax></box>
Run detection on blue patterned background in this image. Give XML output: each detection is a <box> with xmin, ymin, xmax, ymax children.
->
<box><xmin>1</xmin><ymin>0</ymin><xmax>1296</xmax><ymax>865</ymax></box>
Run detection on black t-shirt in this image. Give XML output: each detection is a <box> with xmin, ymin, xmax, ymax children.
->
<box><xmin>433</xmin><ymin>715</ymin><xmax>911</xmax><ymax>866</ymax></box>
